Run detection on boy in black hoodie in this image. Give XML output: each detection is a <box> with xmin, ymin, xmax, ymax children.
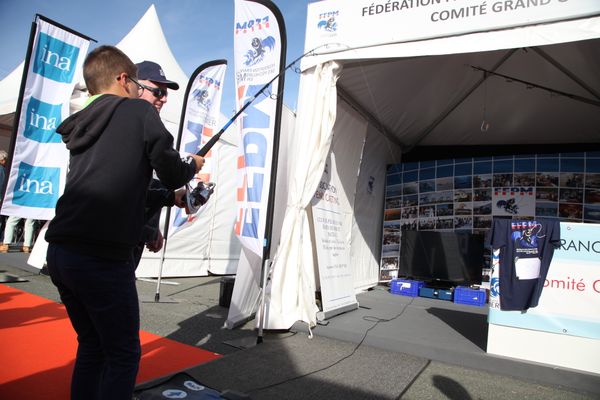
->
<box><xmin>45</xmin><ymin>45</ymin><xmax>204</xmax><ymax>400</ymax></box>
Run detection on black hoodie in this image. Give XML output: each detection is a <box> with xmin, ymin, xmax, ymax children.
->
<box><xmin>45</xmin><ymin>94</ymin><xmax>196</xmax><ymax>260</ymax></box>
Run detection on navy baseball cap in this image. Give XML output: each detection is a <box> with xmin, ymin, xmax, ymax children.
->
<box><xmin>136</xmin><ymin>61</ymin><xmax>179</xmax><ymax>90</ymax></box>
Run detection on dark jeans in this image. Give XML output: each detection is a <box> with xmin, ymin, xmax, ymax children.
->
<box><xmin>46</xmin><ymin>243</ymin><xmax>141</xmax><ymax>400</ymax></box>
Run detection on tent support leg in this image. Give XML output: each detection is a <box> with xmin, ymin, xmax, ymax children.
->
<box><xmin>530</xmin><ymin>46</ymin><xmax>600</xmax><ymax>101</ymax></box>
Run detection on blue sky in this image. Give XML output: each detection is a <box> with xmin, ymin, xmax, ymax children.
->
<box><xmin>0</xmin><ymin>0</ymin><xmax>315</xmax><ymax>114</ymax></box>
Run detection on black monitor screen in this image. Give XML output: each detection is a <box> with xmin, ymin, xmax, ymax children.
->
<box><xmin>399</xmin><ymin>230</ymin><xmax>484</xmax><ymax>286</ymax></box>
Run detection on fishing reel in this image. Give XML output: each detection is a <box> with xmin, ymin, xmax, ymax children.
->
<box><xmin>184</xmin><ymin>181</ymin><xmax>216</xmax><ymax>214</ymax></box>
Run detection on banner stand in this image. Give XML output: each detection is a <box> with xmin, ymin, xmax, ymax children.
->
<box><xmin>0</xmin><ymin>273</ymin><xmax>29</xmax><ymax>283</ymax></box>
<box><xmin>1</xmin><ymin>15</ymin><xmax>93</xmax><ymax>220</ymax></box>
<box><xmin>225</xmin><ymin>0</ymin><xmax>287</xmax><ymax>336</ymax></box>
<box><xmin>222</xmin><ymin>259</ymin><xmax>271</xmax><ymax>349</ymax></box>
<box><xmin>316</xmin><ymin>302</ymin><xmax>359</xmax><ymax>323</ymax></box>
<box><xmin>139</xmin><ymin>59</ymin><xmax>228</xmax><ymax>298</ymax></box>
<box><xmin>256</xmin><ymin>259</ymin><xmax>272</xmax><ymax>344</ymax></box>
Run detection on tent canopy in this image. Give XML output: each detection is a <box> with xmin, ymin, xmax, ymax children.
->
<box><xmin>301</xmin><ymin>2</ymin><xmax>600</xmax><ymax>154</ymax></box>
<box><xmin>336</xmin><ymin>38</ymin><xmax>600</xmax><ymax>153</ymax></box>
<box><xmin>115</xmin><ymin>5</ymin><xmax>188</xmax><ymax>134</ymax></box>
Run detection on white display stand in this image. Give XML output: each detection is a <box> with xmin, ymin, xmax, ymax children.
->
<box><xmin>487</xmin><ymin>324</ymin><xmax>600</xmax><ymax>374</ymax></box>
<box><xmin>487</xmin><ymin>222</ymin><xmax>600</xmax><ymax>375</ymax></box>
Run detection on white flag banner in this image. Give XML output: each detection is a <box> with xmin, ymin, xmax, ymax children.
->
<box><xmin>226</xmin><ymin>0</ymin><xmax>286</xmax><ymax>329</ymax></box>
<box><xmin>233</xmin><ymin>0</ymin><xmax>284</xmax><ymax>257</ymax></box>
<box><xmin>169</xmin><ymin>60</ymin><xmax>227</xmax><ymax>236</ymax></box>
<box><xmin>1</xmin><ymin>16</ymin><xmax>90</xmax><ymax>220</ymax></box>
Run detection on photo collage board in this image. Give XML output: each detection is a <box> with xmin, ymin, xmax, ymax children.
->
<box><xmin>380</xmin><ymin>151</ymin><xmax>600</xmax><ymax>281</ymax></box>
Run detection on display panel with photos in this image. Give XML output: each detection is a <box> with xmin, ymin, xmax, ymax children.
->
<box><xmin>379</xmin><ymin>152</ymin><xmax>600</xmax><ymax>281</ymax></box>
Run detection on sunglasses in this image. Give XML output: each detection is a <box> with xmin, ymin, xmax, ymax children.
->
<box><xmin>128</xmin><ymin>76</ymin><xmax>168</xmax><ymax>98</ymax></box>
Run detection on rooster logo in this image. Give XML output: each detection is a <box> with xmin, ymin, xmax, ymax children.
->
<box><xmin>244</xmin><ymin>36</ymin><xmax>276</xmax><ymax>66</ymax></box>
<box><xmin>318</xmin><ymin>16</ymin><xmax>337</xmax><ymax>32</ymax></box>
<box><xmin>512</xmin><ymin>223</ymin><xmax>544</xmax><ymax>248</ymax></box>
<box><xmin>192</xmin><ymin>87</ymin><xmax>211</xmax><ymax>111</ymax></box>
<box><xmin>490</xmin><ymin>277</ymin><xmax>500</xmax><ymax>297</ymax></box>
<box><xmin>496</xmin><ymin>198</ymin><xmax>519</xmax><ymax>214</ymax></box>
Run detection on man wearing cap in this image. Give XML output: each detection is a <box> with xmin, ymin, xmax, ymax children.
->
<box><xmin>133</xmin><ymin>61</ymin><xmax>184</xmax><ymax>266</ymax></box>
<box><xmin>135</xmin><ymin>60</ymin><xmax>178</xmax><ymax>113</ymax></box>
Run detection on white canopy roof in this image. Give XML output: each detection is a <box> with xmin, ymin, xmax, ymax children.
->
<box><xmin>0</xmin><ymin>61</ymin><xmax>24</xmax><ymax>117</ymax></box>
<box><xmin>0</xmin><ymin>61</ymin><xmax>25</xmax><ymax>147</ymax></box>
<box><xmin>116</xmin><ymin>4</ymin><xmax>188</xmax><ymax>134</ymax></box>
<box><xmin>336</xmin><ymin>37</ymin><xmax>600</xmax><ymax>151</ymax></box>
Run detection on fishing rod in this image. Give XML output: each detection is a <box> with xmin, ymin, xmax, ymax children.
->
<box><xmin>196</xmin><ymin>46</ymin><xmax>323</xmax><ymax>157</ymax></box>
<box><xmin>184</xmin><ymin>45</ymin><xmax>326</xmax><ymax>213</ymax></box>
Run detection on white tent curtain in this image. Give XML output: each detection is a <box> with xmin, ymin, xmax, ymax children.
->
<box><xmin>264</xmin><ymin>61</ymin><xmax>341</xmax><ymax>329</ymax></box>
<box><xmin>351</xmin><ymin>123</ymin><xmax>402</xmax><ymax>292</ymax></box>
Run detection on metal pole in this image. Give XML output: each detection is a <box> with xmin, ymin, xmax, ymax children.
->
<box><xmin>153</xmin><ymin>233</ymin><xmax>167</xmax><ymax>301</ymax></box>
<box><xmin>256</xmin><ymin>259</ymin><xmax>271</xmax><ymax>344</ymax></box>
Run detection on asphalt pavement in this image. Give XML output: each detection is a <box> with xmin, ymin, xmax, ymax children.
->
<box><xmin>1</xmin><ymin>251</ymin><xmax>598</xmax><ymax>399</ymax></box>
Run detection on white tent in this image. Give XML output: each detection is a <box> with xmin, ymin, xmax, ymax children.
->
<box><xmin>114</xmin><ymin>5</ymin><xmax>187</xmax><ymax>136</ymax></box>
<box><xmin>0</xmin><ymin>62</ymin><xmax>24</xmax><ymax>149</ymax></box>
<box><xmin>0</xmin><ymin>5</ymin><xmax>185</xmax><ymax>143</ymax></box>
<box><xmin>264</xmin><ymin>1</ymin><xmax>600</xmax><ymax>330</ymax></box>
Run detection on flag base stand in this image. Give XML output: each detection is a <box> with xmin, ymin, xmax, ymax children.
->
<box><xmin>0</xmin><ymin>273</ymin><xmax>29</xmax><ymax>283</ymax></box>
<box><xmin>222</xmin><ymin>259</ymin><xmax>272</xmax><ymax>350</ymax></box>
<box><xmin>140</xmin><ymin>293</ymin><xmax>182</xmax><ymax>304</ymax></box>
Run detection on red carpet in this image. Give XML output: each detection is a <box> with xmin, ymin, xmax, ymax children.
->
<box><xmin>0</xmin><ymin>284</ymin><xmax>221</xmax><ymax>399</ymax></box>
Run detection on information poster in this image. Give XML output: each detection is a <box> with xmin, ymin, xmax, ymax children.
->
<box><xmin>381</xmin><ymin>152</ymin><xmax>600</xmax><ymax>280</ymax></box>
<box><xmin>312</xmin><ymin>153</ymin><xmax>358</xmax><ymax>320</ymax></box>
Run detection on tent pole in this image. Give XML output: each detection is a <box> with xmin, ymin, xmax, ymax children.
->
<box><xmin>530</xmin><ymin>46</ymin><xmax>600</xmax><ymax>101</ymax></box>
<box><xmin>337</xmin><ymin>86</ymin><xmax>402</xmax><ymax>148</ymax></box>
<box><xmin>140</xmin><ymin>206</ymin><xmax>181</xmax><ymax>304</ymax></box>
<box><xmin>470</xmin><ymin>66</ymin><xmax>600</xmax><ymax>108</ymax></box>
<box><xmin>153</xmin><ymin>221</ymin><xmax>168</xmax><ymax>303</ymax></box>
<box><xmin>152</xmin><ymin>206</ymin><xmax>179</xmax><ymax>302</ymax></box>
<box><xmin>256</xmin><ymin>259</ymin><xmax>271</xmax><ymax>344</ymax></box>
